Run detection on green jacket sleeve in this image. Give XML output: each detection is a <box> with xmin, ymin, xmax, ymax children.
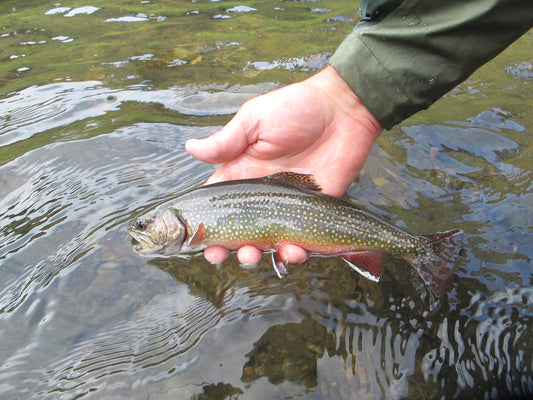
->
<box><xmin>329</xmin><ymin>0</ymin><xmax>533</xmax><ymax>129</ymax></box>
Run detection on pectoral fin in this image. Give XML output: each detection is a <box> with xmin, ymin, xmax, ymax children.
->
<box><xmin>188</xmin><ymin>222</ymin><xmax>206</xmax><ymax>247</ymax></box>
<box><xmin>341</xmin><ymin>251</ymin><xmax>385</xmax><ymax>282</ymax></box>
<box><xmin>272</xmin><ymin>251</ymin><xmax>288</xmax><ymax>279</ymax></box>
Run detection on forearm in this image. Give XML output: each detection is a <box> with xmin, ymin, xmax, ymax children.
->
<box><xmin>329</xmin><ymin>0</ymin><xmax>533</xmax><ymax>129</ymax></box>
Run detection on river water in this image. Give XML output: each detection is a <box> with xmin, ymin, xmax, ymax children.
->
<box><xmin>0</xmin><ymin>1</ymin><xmax>531</xmax><ymax>399</ymax></box>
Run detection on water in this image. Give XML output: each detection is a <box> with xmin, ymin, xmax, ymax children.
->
<box><xmin>0</xmin><ymin>1</ymin><xmax>531</xmax><ymax>399</ymax></box>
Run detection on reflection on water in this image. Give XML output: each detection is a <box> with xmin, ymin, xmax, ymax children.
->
<box><xmin>0</xmin><ymin>80</ymin><xmax>261</xmax><ymax>152</ymax></box>
<box><xmin>0</xmin><ymin>1</ymin><xmax>532</xmax><ymax>399</ymax></box>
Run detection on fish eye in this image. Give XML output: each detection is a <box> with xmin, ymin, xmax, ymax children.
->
<box><xmin>136</xmin><ymin>219</ymin><xmax>147</xmax><ymax>230</ymax></box>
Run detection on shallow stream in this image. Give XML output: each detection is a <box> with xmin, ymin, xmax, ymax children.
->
<box><xmin>0</xmin><ymin>1</ymin><xmax>532</xmax><ymax>399</ymax></box>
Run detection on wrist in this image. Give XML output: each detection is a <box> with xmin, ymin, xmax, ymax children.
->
<box><xmin>307</xmin><ymin>65</ymin><xmax>382</xmax><ymax>138</ymax></box>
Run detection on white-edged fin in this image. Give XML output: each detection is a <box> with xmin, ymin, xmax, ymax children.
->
<box><xmin>271</xmin><ymin>251</ymin><xmax>288</xmax><ymax>279</ymax></box>
<box><xmin>342</xmin><ymin>258</ymin><xmax>380</xmax><ymax>282</ymax></box>
<box><xmin>341</xmin><ymin>251</ymin><xmax>385</xmax><ymax>282</ymax></box>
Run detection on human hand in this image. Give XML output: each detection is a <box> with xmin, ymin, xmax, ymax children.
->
<box><xmin>185</xmin><ymin>65</ymin><xmax>382</xmax><ymax>267</ymax></box>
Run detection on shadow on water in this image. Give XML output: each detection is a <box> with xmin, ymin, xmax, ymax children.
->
<box><xmin>0</xmin><ymin>1</ymin><xmax>531</xmax><ymax>399</ymax></box>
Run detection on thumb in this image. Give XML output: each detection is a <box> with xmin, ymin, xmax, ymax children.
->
<box><xmin>185</xmin><ymin>115</ymin><xmax>251</xmax><ymax>164</ymax></box>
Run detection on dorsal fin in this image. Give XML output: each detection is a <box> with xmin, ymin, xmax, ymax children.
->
<box><xmin>265</xmin><ymin>172</ymin><xmax>322</xmax><ymax>192</ymax></box>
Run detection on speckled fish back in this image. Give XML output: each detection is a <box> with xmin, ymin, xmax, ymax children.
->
<box><xmin>172</xmin><ymin>177</ymin><xmax>426</xmax><ymax>257</ymax></box>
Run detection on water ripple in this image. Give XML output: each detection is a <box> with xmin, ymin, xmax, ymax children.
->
<box><xmin>422</xmin><ymin>286</ymin><xmax>533</xmax><ymax>398</ymax></box>
<box><xmin>0</xmin><ymin>123</ymin><xmax>211</xmax><ymax>316</ymax></box>
<box><xmin>0</xmin><ymin>282</ymin><xmax>282</xmax><ymax>399</ymax></box>
<box><xmin>0</xmin><ymin>81</ymin><xmax>263</xmax><ymax>148</ymax></box>
<box><xmin>47</xmin><ymin>290</ymin><xmax>220</xmax><ymax>396</ymax></box>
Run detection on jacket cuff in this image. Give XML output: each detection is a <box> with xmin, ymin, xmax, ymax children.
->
<box><xmin>329</xmin><ymin>31</ymin><xmax>430</xmax><ymax>130</ymax></box>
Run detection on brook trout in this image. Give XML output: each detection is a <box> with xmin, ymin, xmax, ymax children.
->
<box><xmin>128</xmin><ymin>172</ymin><xmax>463</xmax><ymax>296</ymax></box>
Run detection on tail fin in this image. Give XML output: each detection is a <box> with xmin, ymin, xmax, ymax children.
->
<box><xmin>409</xmin><ymin>229</ymin><xmax>464</xmax><ymax>297</ymax></box>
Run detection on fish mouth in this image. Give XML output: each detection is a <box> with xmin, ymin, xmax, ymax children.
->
<box><xmin>128</xmin><ymin>228</ymin><xmax>164</xmax><ymax>254</ymax></box>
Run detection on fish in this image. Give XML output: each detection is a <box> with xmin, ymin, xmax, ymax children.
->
<box><xmin>128</xmin><ymin>172</ymin><xmax>463</xmax><ymax>296</ymax></box>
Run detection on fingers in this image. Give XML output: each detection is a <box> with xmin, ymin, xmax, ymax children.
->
<box><xmin>236</xmin><ymin>245</ymin><xmax>263</xmax><ymax>265</ymax></box>
<box><xmin>203</xmin><ymin>246</ymin><xmax>230</xmax><ymax>264</ymax></box>
<box><xmin>277</xmin><ymin>244</ymin><xmax>309</xmax><ymax>264</ymax></box>
<box><xmin>202</xmin><ymin>244</ymin><xmax>308</xmax><ymax>270</ymax></box>
<box><xmin>185</xmin><ymin>112</ymin><xmax>252</xmax><ymax>164</ymax></box>
<box><xmin>203</xmin><ymin>245</ymin><xmax>262</xmax><ymax>265</ymax></box>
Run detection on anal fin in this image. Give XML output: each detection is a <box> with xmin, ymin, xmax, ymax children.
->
<box><xmin>341</xmin><ymin>251</ymin><xmax>385</xmax><ymax>282</ymax></box>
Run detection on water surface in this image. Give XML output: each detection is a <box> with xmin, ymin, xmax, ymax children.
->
<box><xmin>0</xmin><ymin>1</ymin><xmax>532</xmax><ymax>399</ymax></box>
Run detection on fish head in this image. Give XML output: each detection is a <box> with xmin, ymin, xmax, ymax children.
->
<box><xmin>128</xmin><ymin>208</ymin><xmax>186</xmax><ymax>255</ymax></box>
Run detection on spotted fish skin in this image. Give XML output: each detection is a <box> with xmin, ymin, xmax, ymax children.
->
<box><xmin>128</xmin><ymin>172</ymin><xmax>463</xmax><ymax>296</ymax></box>
<box><xmin>176</xmin><ymin>177</ymin><xmax>422</xmax><ymax>255</ymax></box>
